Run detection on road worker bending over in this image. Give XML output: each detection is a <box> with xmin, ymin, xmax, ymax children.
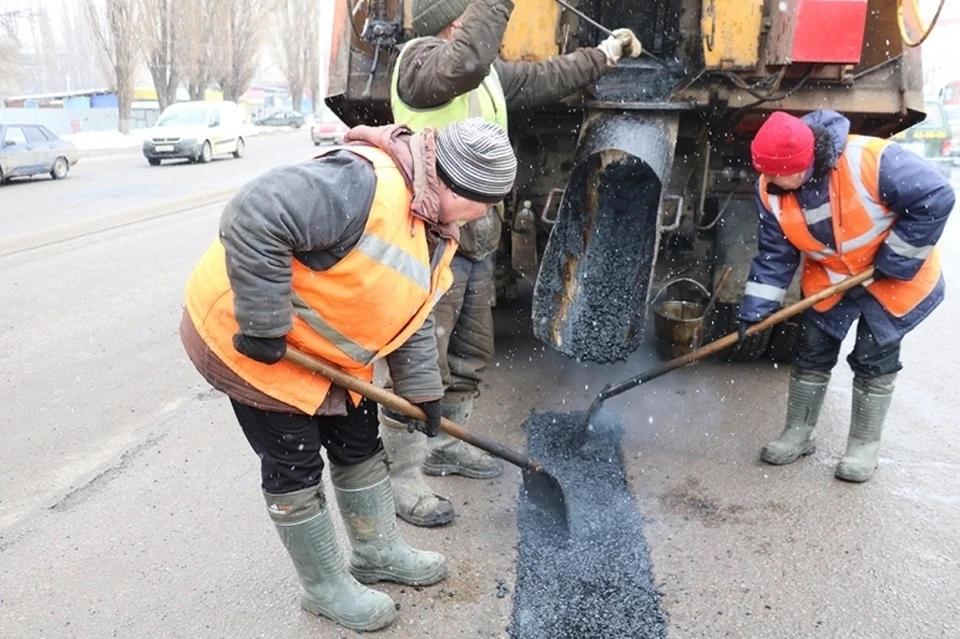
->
<box><xmin>179</xmin><ymin>118</ymin><xmax>517</xmax><ymax>632</ymax></box>
<box><xmin>740</xmin><ymin>109</ymin><xmax>954</xmax><ymax>482</ymax></box>
<box><xmin>383</xmin><ymin>0</ymin><xmax>644</xmax><ymax>528</ymax></box>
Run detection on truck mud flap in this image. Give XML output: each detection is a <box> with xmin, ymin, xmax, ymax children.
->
<box><xmin>532</xmin><ymin>111</ymin><xmax>679</xmax><ymax>363</ymax></box>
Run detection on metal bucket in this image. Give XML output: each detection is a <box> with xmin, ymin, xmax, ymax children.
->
<box><xmin>652</xmin><ymin>278</ymin><xmax>710</xmax><ymax>360</ymax></box>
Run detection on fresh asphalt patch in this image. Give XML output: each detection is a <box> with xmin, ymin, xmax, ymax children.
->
<box><xmin>510</xmin><ymin>410</ymin><xmax>666</xmax><ymax>638</ymax></box>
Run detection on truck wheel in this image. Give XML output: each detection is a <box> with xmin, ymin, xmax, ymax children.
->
<box><xmin>147</xmin><ymin>158</ymin><xmax>161</xmax><ymax>166</ymax></box>
<box><xmin>764</xmin><ymin>318</ymin><xmax>801</xmax><ymax>363</ymax></box>
<box><xmin>707</xmin><ymin>301</ymin><xmax>772</xmax><ymax>362</ymax></box>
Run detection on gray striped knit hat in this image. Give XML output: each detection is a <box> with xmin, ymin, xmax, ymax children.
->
<box><xmin>435</xmin><ymin>119</ymin><xmax>517</xmax><ymax>204</ymax></box>
<box><xmin>412</xmin><ymin>0</ymin><xmax>470</xmax><ymax>36</ymax></box>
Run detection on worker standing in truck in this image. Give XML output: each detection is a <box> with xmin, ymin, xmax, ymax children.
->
<box><xmin>179</xmin><ymin>118</ymin><xmax>517</xmax><ymax>632</ymax></box>
<box><xmin>740</xmin><ymin>109</ymin><xmax>954</xmax><ymax>483</ymax></box>
<box><xmin>381</xmin><ymin>0</ymin><xmax>644</xmax><ymax>527</ymax></box>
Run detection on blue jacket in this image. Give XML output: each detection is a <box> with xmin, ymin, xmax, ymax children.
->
<box><xmin>738</xmin><ymin>110</ymin><xmax>955</xmax><ymax>346</ymax></box>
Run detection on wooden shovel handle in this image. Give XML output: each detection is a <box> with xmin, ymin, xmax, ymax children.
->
<box><xmin>282</xmin><ymin>347</ymin><xmax>545</xmax><ymax>472</ymax></box>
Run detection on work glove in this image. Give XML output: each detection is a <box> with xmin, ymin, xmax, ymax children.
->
<box><xmin>597</xmin><ymin>28</ymin><xmax>642</xmax><ymax>66</ymax></box>
<box><xmin>737</xmin><ymin>319</ymin><xmax>764</xmax><ymax>351</ymax></box>
<box><xmin>407</xmin><ymin>399</ymin><xmax>443</xmax><ymax>438</ymax></box>
<box><xmin>233</xmin><ymin>333</ymin><xmax>287</xmax><ymax>365</ymax></box>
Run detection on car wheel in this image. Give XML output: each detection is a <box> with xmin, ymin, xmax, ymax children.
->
<box><xmin>198</xmin><ymin>141</ymin><xmax>212</xmax><ymax>164</ymax></box>
<box><xmin>50</xmin><ymin>157</ymin><xmax>69</xmax><ymax>180</ymax></box>
<box><xmin>233</xmin><ymin>137</ymin><xmax>245</xmax><ymax>159</ymax></box>
<box><xmin>291</xmin><ymin>122</ymin><xmax>300</xmax><ymax>129</ymax></box>
<box><xmin>147</xmin><ymin>158</ymin><xmax>161</xmax><ymax>166</ymax></box>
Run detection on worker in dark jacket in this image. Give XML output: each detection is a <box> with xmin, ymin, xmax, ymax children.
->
<box><xmin>740</xmin><ymin>109</ymin><xmax>954</xmax><ymax>482</ymax></box>
<box><xmin>381</xmin><ymin>0</ymin><xmax>643</xmax><ymax>527</ymax></box>
<box><xmin>179</xmin><ymin>118</ymin><xmax>517</xmax><ymax>632</ymax></box>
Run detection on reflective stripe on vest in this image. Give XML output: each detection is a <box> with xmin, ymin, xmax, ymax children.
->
<box><xmin>758</xmin><ymin>135</ymin><xmax>941</xmax><ymax>317</ymax></box>
<box><xmin>390</xmin><ymin>38</ymin><xmax>509</xmax><ymax>131</ymax></box>
<box><xmin>184</xmin><ymin>145</ymin><xmax>457</xmax><ymax>414</ymax></box>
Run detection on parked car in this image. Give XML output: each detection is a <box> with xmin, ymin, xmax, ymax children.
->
<box><xmin>0</xmin><ymin>123</ymin><xmax>78</xmax><ymax>184</ymax></box>
<box><xmin>254</xmin><ymin>111</ymin><xmax>304</xmax><ymax>128</ymax></box>
<box><xmin>142</xmin><ymin>101</ymin><xmax>245</xmax><ymax>166</ymax></box>
<box><xmin>311</xmin><ymin>118</ymin><xmax>349</xmax><ymax>146</ymax></box>
<box><xmin>891</xmin><ymin>100</ymin><xmax>952</xmax><ymax>177</ymax></box>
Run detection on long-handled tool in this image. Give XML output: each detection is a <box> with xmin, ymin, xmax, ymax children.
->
<box><xmin>283</xmin><ymin>346</ymin><xmax>569</xmax><ymax>533</ymax></box>
<box><xmin>554</xmin><ymin>0</ymin><xmax>667</xmax><ymax>65</ymax></box>
<box><xmin>578</xmin><ymin>268</ymin><xmax>876</xmax><ymax>443</ymax></box>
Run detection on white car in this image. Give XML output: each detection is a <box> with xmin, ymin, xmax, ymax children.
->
<box><xmin>142</xmin><ymin>101</ymin><xmax>245</xmax><ymax>165</ymax></box>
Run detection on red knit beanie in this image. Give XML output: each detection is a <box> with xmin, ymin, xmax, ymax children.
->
<box><xmin>751</xmin><ymin>112</ymin><xmax>815</xmax><ymax>176</ymax></box>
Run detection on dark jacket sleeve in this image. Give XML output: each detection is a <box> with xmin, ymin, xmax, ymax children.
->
<box><xmin>875</xmin><ymin>143</ymin><xmax>955</xmax><ymax>280</ymax></box>
<box><xmin>396</xmin><ymin>0</ymin><xmax>514</xmax><ymax>109</ymax></box>
<box><xmin>219</xmin><ymin>152</ymin><xmax>376</xmax><ymax>338</ymax></box>
<box><xmin>494</xmin><ymin>48</ymin><xmax>608</xmax><ymax>109</ymax></box>
<box><xmin>738</xmin><ymin>185</ymin><xmax>802</xmax><ymax>322</ymax></box>
<box><xmin>386</xmin><ymin>313</ymin><xmax>444</xmax><ymax>403</ymax></box>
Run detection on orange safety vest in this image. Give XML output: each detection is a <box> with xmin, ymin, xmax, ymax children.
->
<box><xmin>759</xmin><ymin>135</ymin><xmax>941</xmax><ymax>317</ymax></box>
<box><xmin>184</xmin><ymin>145</ymin><xmax>457</xmax><ymax>414</ymax></box>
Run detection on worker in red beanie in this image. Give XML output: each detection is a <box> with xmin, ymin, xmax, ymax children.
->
<box><xmin>738</xmin><ymin>109</ymin><xmax>954</xmax><ymax>482</ymax></box>
<box><xmin>750</xmin><ymin>111</ymin><xmax>815</xmax><ymax>187</ymax></box>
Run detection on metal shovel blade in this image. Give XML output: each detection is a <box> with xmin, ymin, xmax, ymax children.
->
<box><xmin>522</xmin><ymin>468</ymin><xmax>569</xmax><ymax>537</ymax></box>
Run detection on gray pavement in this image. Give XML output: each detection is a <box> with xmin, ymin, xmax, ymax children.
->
<box><xmin>0</xmin><ymin>150</ymin><xmax>958</xmax><ymax>638</ymax></box>
<box><xmin>0</xmin><ymin>129</ymin><xmax>314</xmax><ymax>241</ymax></box>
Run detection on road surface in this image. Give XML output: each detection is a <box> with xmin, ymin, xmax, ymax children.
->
<box><xmin>1</xmin><ymin>137</ymin><xmax>957</xmax><ymax>638</ymax></box>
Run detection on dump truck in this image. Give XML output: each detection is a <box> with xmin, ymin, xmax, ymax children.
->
<box><xmin>326</xmin><ymin>0</ymin><xmax>930</xmax><ymax>363</ymax></box>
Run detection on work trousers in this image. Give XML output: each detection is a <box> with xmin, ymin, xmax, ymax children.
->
<box><xmin>794</xmin><ymin>313</ymin><xmax>903</xmax><ymax>379</ymax></box>
<box><xmin>230</xmin><ymin>398</ymin><xmax>382</xmax><ymax>494</ymax></box>
<box><xmin>433</xmin><ymin>254</ymin><xmax>496</xmax><ymax>403</ymax></box>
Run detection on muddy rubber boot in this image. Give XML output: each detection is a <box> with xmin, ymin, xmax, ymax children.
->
<box><xmin>379</xmin><ymin>408</ymin><xmax>455</xmax><ymax>527</ymax></box>
<box><xmin>332</xmin><ymin>449</ymin><xmax>447</xmax><ymax>586</ymax></box>
<box><xmin>761</xmin><ymin>368</ymin><xmax>831</xmax><ymax>465</ymax></box>
<box><xmin>264</xmin><ymin>485</ymin><xmax>396</xmax><ymax>632</ymax></box>
<box><xmin>835</xmin><ymin>373</ymin><xmax>896</xmax><ymax>483</ymax></box>
<box><xmin>423</xmin><ymin>399</ymin><xmax>503</xmax><ymax>479</ymax></box>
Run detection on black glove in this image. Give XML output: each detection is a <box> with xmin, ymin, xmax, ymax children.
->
<box><xmin>871</xmin><ymin>269</ymin><xmax>889</xmax><ymax>281</ymax></box>
<box><xmin>408</xmin><ymin>400</ymin><xmax>442</xmax><ymax>438</ymax></box>
<box><xmin>737</xmin><ymin>320</ymin><xmax>754</xmax><ymax>343</ymax></box>
<box><xmin>233</xmin><ymin>333</ymin><xmax>287</xmax><ymax>364</ymax></box>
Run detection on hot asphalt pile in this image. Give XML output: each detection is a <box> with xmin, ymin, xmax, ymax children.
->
<box><xmin>510</xmin><ymin>410</ymin><xmax>666</xmax><ymax>638</ymax></box>
<box><xmin>533</xmin><ymin>158</ymin><xmax>659</xmax><ymax>363</ymax></box>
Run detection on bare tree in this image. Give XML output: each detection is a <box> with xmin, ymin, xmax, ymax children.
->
<box><xmin>0</xmin><ymin>3</ymin><xmax>28</xmax><ymax>97</ymax></box>
<box><xmin>138</xmin><ymin>0</ymin><xmax>180</xmax><ymax>110</ymax></box>
<box><xmin>216</xmin><ymin>0</ymin><xmax>273</xmax><ymax>102</ymax></box>
<box><xmin>271</xmin><ymin>0</ymin><xmax>318</xmax><ymax>113</ymax></box>
<box><xmin>85</xmin><ymin>0</ymin><xmax>139</xmax><ymax>133</ymax></box>
<box><xmin>179</xmin><ymin>0</ymin><xmax>221</xmax><ymax>100</ymax></box>
<box><xmin>61</xmin><ymin>4</ymin><xmax>108</xmax><ymax>91</ymax></box>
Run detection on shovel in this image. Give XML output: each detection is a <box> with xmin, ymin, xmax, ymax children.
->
<box><xmin>282</xmin><ymin>347</ymin><xmax>570</xmax><ymax>533</ymax></box>
<box><xmin>578</xmin><ymin>268</ymin><xmax>875</xmax><ymax>444</ymax></box>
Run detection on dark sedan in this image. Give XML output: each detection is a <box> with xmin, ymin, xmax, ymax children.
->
<box><xmin>253</xmin><ymin>111</ymin><xmax>305</xmax><ymax>128</ymax></box>
<box><xmin>0</xmin><ymin>123</ymin><xmax>79</xmax><ymax>184</ymax></box>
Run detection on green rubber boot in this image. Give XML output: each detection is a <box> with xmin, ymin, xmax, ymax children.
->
<box><xmin>331</xmin><ymin>449</ymin><xmax>447</xmax><ymax>586</ymax></box>
<box><xmin>423</xmin><ymin>399</ymin><xmax>503</xmax><ymax>479</ymax></box>
<box><xmin>761</xmin><ymin>368</ymin><xmax>831</xmax><ymax>465</ymax></box>
<box><xmin>835</xmin><ymin>373</ymin><xmax>896</xmax><ymax>483</ymax></box>
<box><xmin>264</xmin><ymin>485</ymin><xmax>395</xmax><ymax>632</ymax></box>
<box><xmin>379</xmin><ymin>407</ymin><xmax>455</xmax><ymax>527</ymax></box>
